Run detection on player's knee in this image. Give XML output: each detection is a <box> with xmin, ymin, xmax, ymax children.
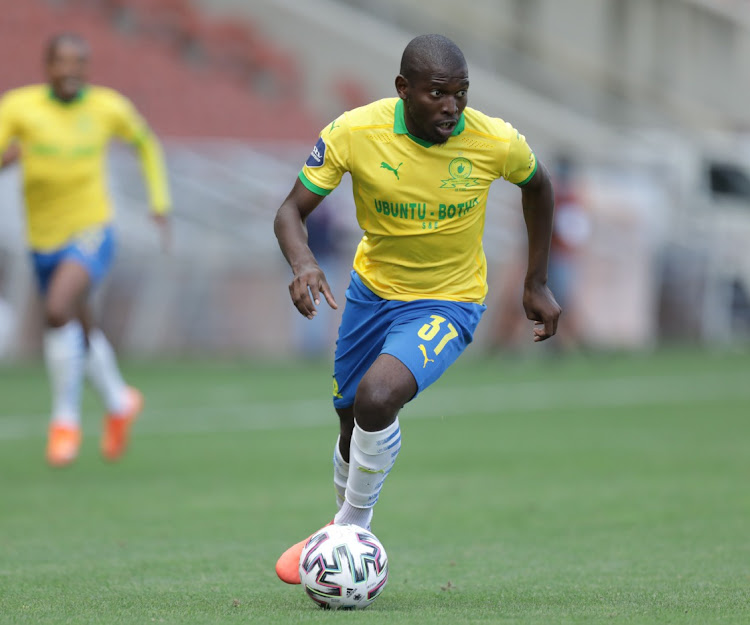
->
<box><xmin>44</xmin><ymin>300</ymin><xmax>74</xmax><ymax>328</ymax></box>
<box><xmin>353</xmin><ymin>381</ymin><xmax>403</xmax><ymax>431</ymax></box>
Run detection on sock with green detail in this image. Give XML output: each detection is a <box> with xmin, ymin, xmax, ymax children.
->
<box><xmin>334</xmin><ymin>418</ymin><xmax>401</xmax><ymax>530</ymax></box>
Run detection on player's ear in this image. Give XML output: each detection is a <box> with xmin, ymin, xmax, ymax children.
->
<box><xmin>395</xmin><ymin>74</ymin><xmax>409</xmax><ymax>100</ymax></box>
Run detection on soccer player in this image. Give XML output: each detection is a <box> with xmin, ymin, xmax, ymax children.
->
<box><xmin>0</xmin><ymin>33</ymin><xmax>171</xmax><ymax>467</ymax></box>
<box><xmin>273</xmin><ymin>34</ymin><xmax>560</xmax><ymax>583</ymax></box>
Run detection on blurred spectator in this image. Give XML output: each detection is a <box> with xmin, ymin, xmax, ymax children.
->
<box><xmin>292</xmin><ymin>198</ymin><xmax>344</xmax><ymax>358</ymax></box>
<box><xmin>486</xmin><ymin>155</ymin><xmax>591</xmax><ymax>354</ymax></box>
<box><xmin>548</xmin><ymin>155</ymin><xmax>591</xmax><ymax>350</ymax></box>
<box><xmin>485</xmin><ymin>221</ymin><xmax>529</xmax><ymax>353</ymax></box>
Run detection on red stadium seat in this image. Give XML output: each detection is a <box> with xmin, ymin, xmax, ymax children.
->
<box><xmin>0</xmin><ymin>0</ymin><xmax>321</xmax><ymax>139</ymax></box>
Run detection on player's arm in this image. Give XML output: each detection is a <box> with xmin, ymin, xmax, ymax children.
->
<box><xmin>0</xmin><ymin>143</ymin><xmax>20</xmax><ymax>169</ymax></box>
<box><xmin>0</xmin><ymin>94</ymin><xmax>20</xmax><ymax>170</ymax></box>
<box><xmin>131</xmin><ymin>128</ymin><xmax>171</xmax><ymax>215</ymax></box>
<box><xmin>519</xmin><ymin>161</ymin><xmax>561</xmax><ymax>341</ymax></box>
<box><xmin>112</xmin><ymin>94</ymin><xmax>172</xmax><ymax>250</ymax></box>
<box><xmin>274</xmin><ymin>178</ymin><xmax>337</xmax><ymax>319</ymax></box>
<box><xmin>131</xmin><ymin>128</ymin><xmax>172</xmax><ymax>250</ymax></box>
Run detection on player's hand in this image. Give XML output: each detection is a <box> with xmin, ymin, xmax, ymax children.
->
<box><xmin>522</xmin><ymin>281</ymin><xmax>561</xmax><ymax>342</ymax></box>
<box><xmin>0</xmin><ymin>143</ymin><xmax>21</xmax><ymax>169</ymax></box>
<box><xmin>289</xmin><ymin>262</ymin><xmax>338</xmax><ymax>319</ymax></box>
<box><xmin>151</xmin><ymin>213</ymin><xmax>171</xmax><ymax>253</ymax></box>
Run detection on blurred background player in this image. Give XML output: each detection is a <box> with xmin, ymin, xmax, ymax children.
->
<box><xmin>273</xmin><ymin>34</ymin><xmax>560</xmax><ymax>584</ymax></box>
<box><xmin>0</xmin><ymin>33</ymin><xmax>171</xmax><ymax>467</ymax></box>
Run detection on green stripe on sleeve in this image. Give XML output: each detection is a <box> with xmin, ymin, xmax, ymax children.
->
<box><xmin>131</xmin><ymin>127</ymin><xmax>149</xmax><ymax>146</ymax></box>
<box><xmin>516</xmin><ymin>160</ymin><xmax>538</xmax><ymax>187</ymax></box>
<box><xmin>298</xmin><ymin>171</ymin><xmax>332</xmax><ymax>196</ymax></box>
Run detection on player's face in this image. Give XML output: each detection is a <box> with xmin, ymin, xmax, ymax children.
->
<box><xmin>396</xmin><ymin>61</ymin><xmax>469</xmax><ymax>144</ymax></box>
<box><xmin>46</xmin><ymin>40</ymin><xmax>89</xmax><ymax>101</ymax></box>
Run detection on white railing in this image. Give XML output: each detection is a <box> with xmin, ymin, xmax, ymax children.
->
<box><xmin>1</xmin><ymin>131</ymin><xmax>749</xmax><ymax>360</ymax></box>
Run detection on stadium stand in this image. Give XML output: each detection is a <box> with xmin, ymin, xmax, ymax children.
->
<box><xmin>0</xmin><ymin>0</ymin><xmax>331</xmax><ymax>358</ymax></box>
<box><xmin>0</xmin><ymin>0</ymin><xmax>319</xmax><ymax>139</ymax></box>
<box><xmin>2</xmin><ymin>0</ymin><xmax>748</xmax><ymax>358</ymax></box>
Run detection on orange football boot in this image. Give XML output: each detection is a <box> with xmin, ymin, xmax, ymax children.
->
<box><xmin>46</xmin><ymin>423</ymin><xmax>82</xmax><ymax>467</ymax></box>
<box><xmin>275</xmin><ymin>521</ymin><xmax>334</xmax><ymax>584</ymax></box>
<box><xmin>101</xmin><ymin>387</ymin><xmax>143</xmax><ymax>462</ymax></box>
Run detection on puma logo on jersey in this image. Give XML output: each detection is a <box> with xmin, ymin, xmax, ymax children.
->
<box><xmin>418</xmin><ymin>344</ymin><xmax>434</xmax><ymax>368</ymax></box>
<box><xmin>380</xmin><ymin>161</ymin><xmax>403</xmax><ymax>179</ymax></box>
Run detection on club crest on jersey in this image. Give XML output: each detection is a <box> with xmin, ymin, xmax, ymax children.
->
<box><xmin>306</xmin><ymin>137</ymin><xmax>327</xmax><ymax>168</ymax></box>
<box><xmin>440</xmin><ymin>157</ymin><xmax>479</xmax><ymax>189</ymax></box>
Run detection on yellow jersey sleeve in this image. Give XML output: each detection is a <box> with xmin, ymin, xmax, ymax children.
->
<box><xmin>109</xmin><ymin>92</ymin><xmax>149</xmax><ymax>143</ymax></box>
<box><xmin>0</xmin><ymin>91</ymin><xmax>19</xmax><ymax>153</ymax></box>
<box><xmin>108</xmin><ymin>92</ymin><xmax>171</xmax><ymax>213</ymax></box>
<box><xmin>299</xmin><ymin>114</ymin><xmax>351</xmax><ymax>196</ymax></box>
<box><xmin>502</xmin><ymin>122</ymin><xmax>537</xmax><ymax>186</ymax></box>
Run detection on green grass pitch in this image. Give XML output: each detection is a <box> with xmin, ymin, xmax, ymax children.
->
<box><xmin>1</xmin><ymin>349</ymin><xmax>749</xmax><ymax>624</ymax></box>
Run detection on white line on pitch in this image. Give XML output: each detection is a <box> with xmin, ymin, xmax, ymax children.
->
<box><xmin>0</xmin><ymin>370</ymin><xmax>748</xmax><ymax>441</ymax></box>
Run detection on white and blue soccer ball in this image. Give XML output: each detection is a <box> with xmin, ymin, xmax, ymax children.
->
<box><xmin>299</xmin><ymin>523</ymin><xmax>388</xmax><ymax>610</ymax></box>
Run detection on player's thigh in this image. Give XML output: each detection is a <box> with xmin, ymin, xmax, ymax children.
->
<box><xmin>381</xmin><ymin>301</ymin><xmax>485</xmax><ymax>399</ymax></box>
<box><xmin>45</xmin><ymin>261</ymin><xmax>92</xmax><ymax>326</ymax></box>
<box><xmin>44</xmin><ymin>226</ymin><xmax>116</xmax><ymax>325</ymax></box>
<box><xmin>333</xmin><ymin>275</ymin><xmax>393</xmax><ymax>410</ymax></box>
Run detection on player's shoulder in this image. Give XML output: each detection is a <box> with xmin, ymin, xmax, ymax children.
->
<box><xmin>86</xmin><ymin>85</ymin><xmax>132</xmax><ymax>108</ymax></box>
<box><xmin>462</xmin><ymin>106</ymin><xmax>525</xmax><ymax>142</ymax></box>
<box><xmin>0</xmin><ymin>84</ymin><xmax>47</xmax><ymax>107</ymax></box>
<box><xmin>339</xmin><ymin>97</ymin><xmax>398</xmax><ymax>130</ymax></box>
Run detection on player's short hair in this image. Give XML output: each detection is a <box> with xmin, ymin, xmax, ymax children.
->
<box><xmin>399</xmin><ymin>34</ymin><xmax>466</xmax><ymax>81</ymax></box>
<box><xmin>45</xmin><ymin>33</ymin><xmax>90</xmax><ymax>63</ymax></box>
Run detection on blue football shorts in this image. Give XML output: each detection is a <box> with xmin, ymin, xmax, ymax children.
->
<box><xmin>332</xmin><ymin>271</ymin><xmax>486</xmax><ymax>409</ymax></box>
<box><xmin>30</xmin><ymin>225</ymin><xmax>115</xmax><ymax>293</ymax></box>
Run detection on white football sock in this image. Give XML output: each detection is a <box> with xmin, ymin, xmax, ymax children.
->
<box><xmin>44</xmin><ymin>321</ymin><xmax>86</xmax><ymax>427</ymax></box>
<box><xmin>334</xmin><ymin>418</ymin><xmax>402</xmax><ymax>530</ymax></box>
<box><xmin>86</xmin><ymin>328</ymin><xmax>128</xmax><ymax>415</ymax></box>
<box><xmin>333</xmin><ymin>436</ymin><xmax>349</xmax><ymax>510</ymax></box>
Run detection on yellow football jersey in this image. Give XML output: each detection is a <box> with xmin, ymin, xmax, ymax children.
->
<box><xmin>300</xmin><ymin>97</ymin><xmax>537</xmax><ymax>304</ymax></box>
<box><xmin>0</xmin><ymin>84</ymin><xmax>170</xmax><ymax>251</ymax></box>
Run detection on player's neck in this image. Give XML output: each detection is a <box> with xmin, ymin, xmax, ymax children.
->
<box><xmin>48</xmin><ymin>86</ymin><xmax>87</xmax><ymax>104</ymax></box>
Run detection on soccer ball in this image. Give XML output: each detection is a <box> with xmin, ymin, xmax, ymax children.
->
<box><xmin>299</xmin><ymin>523</ymin><xmax>388</xmax><ymax>610</ymax></box>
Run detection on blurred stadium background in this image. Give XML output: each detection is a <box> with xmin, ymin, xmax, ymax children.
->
<box><xmin>2</xmin><ymin>4</ymin><xmax>750</xmax><ymax>622</ymax></box>
<box><xmin>1</xmin><ymin>0</ymin><xmax>749</xmax><ymax>360</ymax></box>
